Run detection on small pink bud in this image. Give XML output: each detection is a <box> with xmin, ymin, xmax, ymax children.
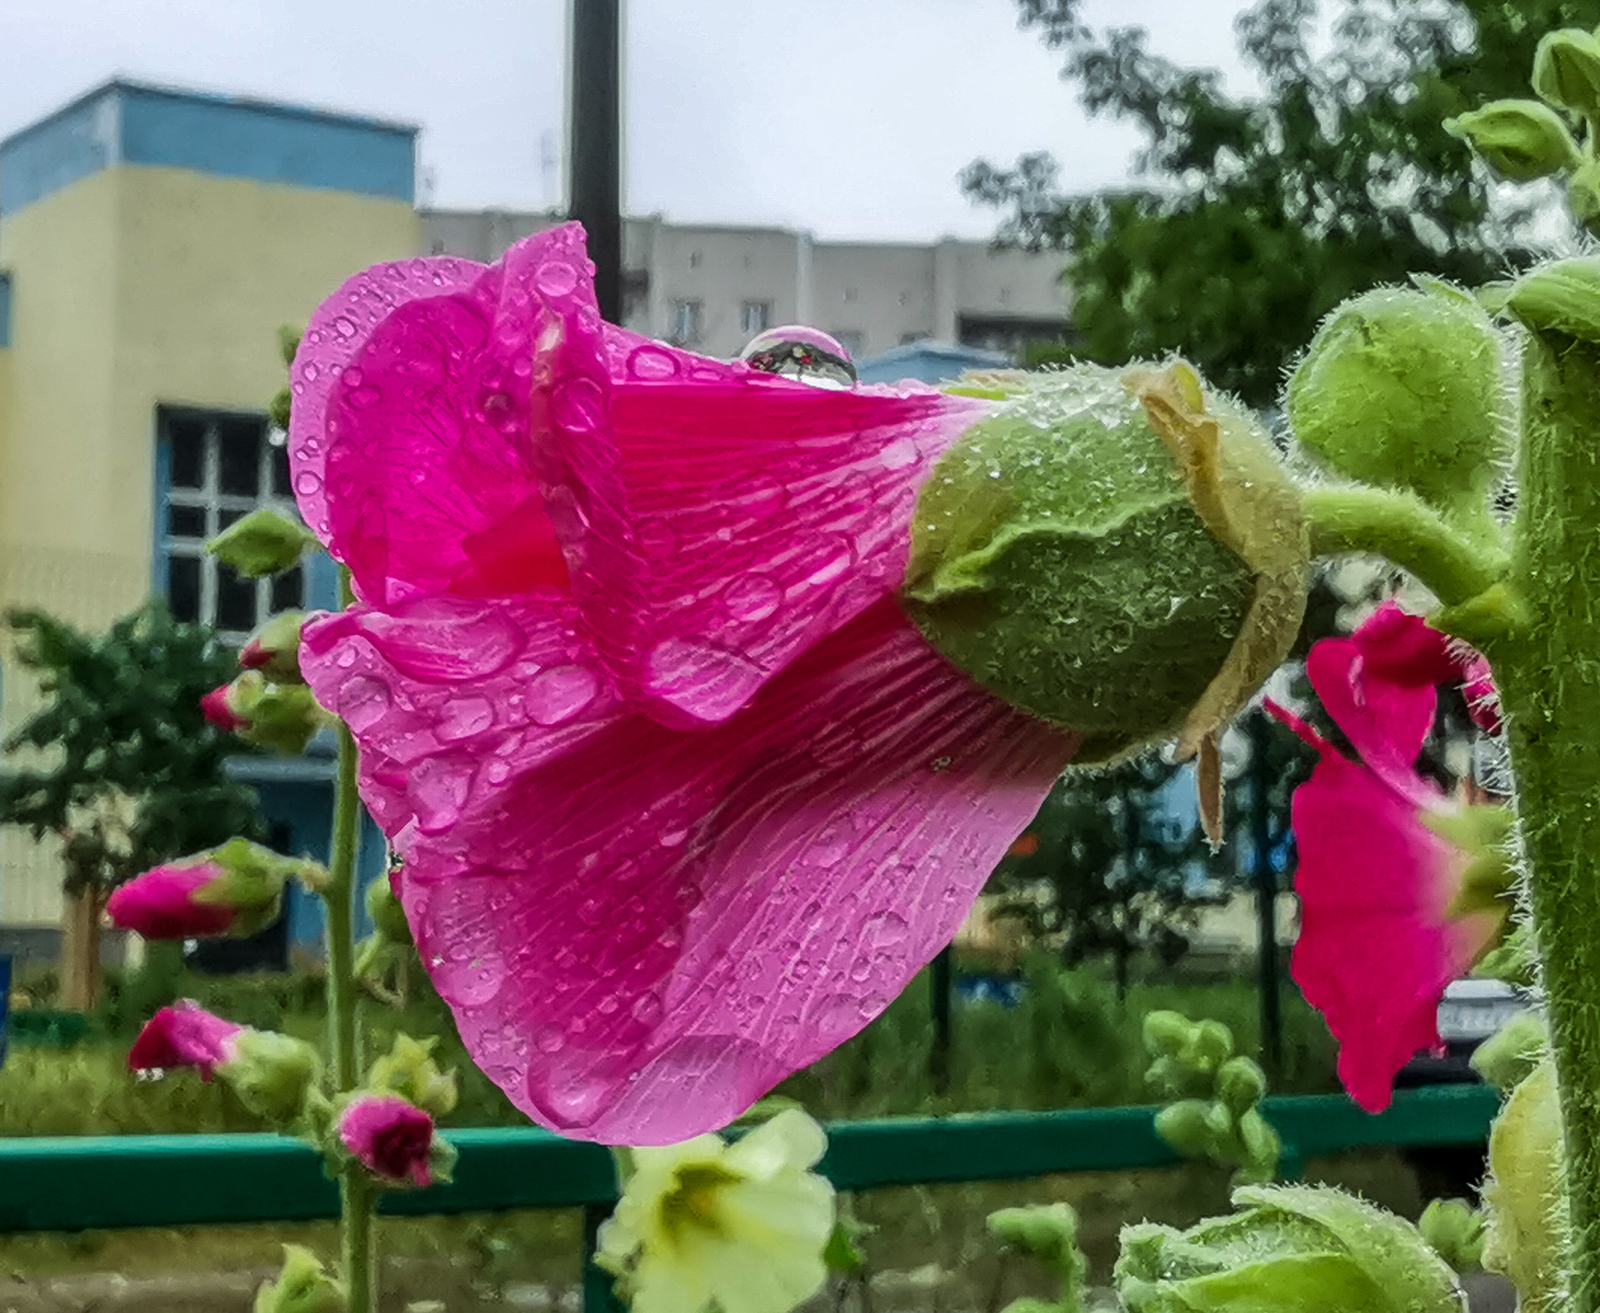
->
<box><xmin>338</xmin><ymin>1094</ymin><xmax>435</xmax><ymax>1187</ymax></box>
<box><xmin>202</xmin><ymin>684</ymin><xmax>247</xmax><ymax>732</ymax></box>
<box><xmin>128</xmin><ymin>1002</ymin><xmax>243</xmax><ymax>1079</ymax></box>
<box><xmin>107</xmin><ymin>862</ymin><xmax>238</xmax><ymax>939</ymax></box>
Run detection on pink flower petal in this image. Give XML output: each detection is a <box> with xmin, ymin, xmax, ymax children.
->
<box><xmin>128</xmin><ymin>1002</ymin><xmax>243</xmax><ymax>1079</ymax></box>
<box><xmin>201</xmin><ymin>685</ymin><xmax>245</xmax><ymax>732</ymax></box>
<box><xmin>292</xmin><ymin>223</ymin><xmax>990</xmax><ymax>726</ymax></box>
<box><xmin>1288</xmin><ymin>745</ymin><xmax>1497</xmax><ymax>1112</ymax></box>
<box><xmin>107</xmin><ymin>863</ymin><xmax>236</xmax><ymax>939</ymax></box>
<box><xmin>384</xmin><ymin>599</ymin><xmax>1075</xmax><ymax>1144</ymax></box>
<box><xmin>1305</xmin><ymin>603</ymin><xmax>1451</xmax><ymax>797</ymax></box>
<box><xmin>1460</xmin><ymin>653</ymin><xmax>1502</xmax><ymax>735</ymax></box>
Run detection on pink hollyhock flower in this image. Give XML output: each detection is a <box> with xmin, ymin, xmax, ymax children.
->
<box><xmin>1268</xmin><ymin>602</ymin><xmax>1506</xmax><ymax>1112</ymax></box>
<box><xmin>128</xmin><ymin>1001</ymin><xmax>244</xmax><ymax>1079</ymax></box>
<box><xmin>287</xmin><ymin>222</ymin><xmax>1078</xmax><ymax>1144</ymax></box>
<box><xmin>201</xmin><ymin>684</ymin><xmax>246</xmax><ymax>732</ymax></box>
<box><xmin>338</xmin><ymin>1094</ymin><xmax>435</xmax><ymax>1187</ymax></box>
<box><xmin>107</xmin><ymin>861</ymin><xmax>238</xmax><ymax>939</ymax></box>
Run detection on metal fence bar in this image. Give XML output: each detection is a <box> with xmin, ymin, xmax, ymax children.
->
<box><xmin>0</xmin><ymin>1085</ymin><xmax>1500</xmax><ymax>1235</ymax></box>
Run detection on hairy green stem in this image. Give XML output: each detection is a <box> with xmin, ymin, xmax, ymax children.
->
<box><xmin>323</xmin><ymin>566</ymin><xmax>376</xmax><ymax>1311</ymax></box>
<box><xmin>1303</xmin><ymin>486</ymin><xmax>1507</xmax><ymax>606</ymax></box>
<box><xmin>1495</xmin><ymin>331</ymin><xmax>1600</xmax><ymax>1313</ymax></box>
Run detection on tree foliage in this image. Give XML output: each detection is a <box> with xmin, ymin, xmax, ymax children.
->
<box><xmin>964</xmin><ymin>0</ymin><xmax>1598</xmax><ymax>406</ymax></box>
<box><xmin>0</xmin><ymin>602</ymin><xmax>260</xmax><ymax>897</ymax></box>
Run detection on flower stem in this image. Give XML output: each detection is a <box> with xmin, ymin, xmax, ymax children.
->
<box><xmin>323</xmin><ymin>566</ymin><xmax>377</xmax><ymax>1311</ymax></box>
<box><xmin>1302</xmin><ymin>486</ymin><xmax>1508</xmax><ymax>606</ymax></box>
<box><xmin>1493</xmin><ymin>330</ymin><xmax>1600</xmax><ymax>1313</ymax></box>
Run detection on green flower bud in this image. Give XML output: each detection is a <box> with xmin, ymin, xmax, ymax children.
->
<box><xmin>1143</xmin><ymin>1010</ymin><xmax>1197</xmax><ymax>1059</ymax></box>
<box><xmin>1570</xmin><ymin>160</ymin><xmax>1600</xmax><ymax>228</ymax></box>
<box><xmin>219</xmin><ymin>1029</ymin><xmax>321</xmax><ymax>1125</ymax></box>
<box><xmin>1188</xmin><ymin>1020</ymin><xmax>1234</xmax><ymax>1073</ymax></box>
<box><xmin>1216</xmin><ymin>1058</ymin><xmax>1268</xmax><ymax>1116</ymax></box>
<box><xmin>365</xmin><ymin>1032</ymin><xmax>458</xmax><ymax>1118</ymax></box>
<box><xmin>254</xmin><ymin>1245</ymin><xmax>346</xmax><ymax>1313</ymax></box>
<box><xmin>230</xmin><ymin>670</ymin><xmax>329</xmax><ymax>755</ymax></box>
<box><xmin>1533</xmin><ymin>29</ymin><xmax>1600</xmax><ymax>120</ymax></box>
<box><xmin>241</xmin><ymin>611</ymin><xmax>305</xmax><ymax>684</ymax></box>
<box><xmin>1445</xmin><ymin>100</ymin><xmax>1580</xmax><ymax>180</ymax></box>
<box><xmin>1233</xmin><ymin>1108</ymin><xmax>1280</xmax><ymax>1184</ymax></box>
<box><xmin>208</xmin><ymin>507</ymin><xmax>318</xmax><ymax>578</ymax></box>
<box><xmin>1114</xmin><ymin>1185</ymin><xmax>1464</xmax><ymax>1313</ymax></box>
<box><xmin>1154</xmin><ymin>1100</ymin><xmax>1220</xmax><ymax>1159</ymax></box>
<box><xmin>1418</xmin><ymin>1199</ymin><xmax>1486</xmax><ymax>1275</ymax></box>
<box><xmin>1482</xmin><ymin>1059</ymin><xmax>1567</xmax><ymax>1313</ymax></box>
<box><xmin>1507</xmin><ymin>255</ymin><xmax>1600</xmax><ymax>343</ymax></box>
<box><xmin>1471</xmin><ymin>1010</ymin><xmax>1546</xmax><ymax>1093</ymax></box>
<box><xmin>907</xmin><ymin>362</ymin><xmax>1310</xmax><ymax>764</ymax></box>
<box><xmin>988</xmin><ymin>1203</ymin><xmax>1086</xmax><ymax>1277</ymax></box>
<box><xmin>1287</xmin><ymin>282</ymin><xmax>1511</xmax><ymax>519</ymax></box>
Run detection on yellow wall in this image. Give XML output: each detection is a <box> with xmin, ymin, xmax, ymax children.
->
<box><xmin>0</xmin><ymin>164</ymin><xmax>420</xmax><ymax>925</ymax></box>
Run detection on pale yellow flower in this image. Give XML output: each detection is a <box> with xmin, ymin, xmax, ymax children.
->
<box><xmin>597</xmin><ymin>1109</ymin><xmax>836</xmax><ymax>1313</ymax></box>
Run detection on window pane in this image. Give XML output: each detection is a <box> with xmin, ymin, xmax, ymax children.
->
<box><xmin>216</xmin><ymin>564</ymin><xmax>257</xmax><ymax>633</ymax></box>
<box><xmin>168</xmin><ymin>417</ymin><xmax>207</xmax><ymax>489</ymax></box>
<box><xmin>217</xmin><ymin>507</ymin><xmax>247</xmax><ymax>532</ymax></box>
<box><xmin>218</xmin><ymin>418</ymin><xmax>263</xmax><ymax>496</ymax></box>
<box><xmin>270</xmin><ymin>443</ymin><xmax>292</xmax><ymax>498</ymax></box>
<box><xmin>270</xmin><ymin>564</ymin><xmax>305</xmax><ymax>614</ymax></box>
<box><xmin>168</xmin><ymin>504</ymin><xmax>206</xmax><ymax>538</ymax></box>
<box><xmin>168</xmin><ymin>554</ymin><xmax>202</xmax><ymax>623</ymax></box>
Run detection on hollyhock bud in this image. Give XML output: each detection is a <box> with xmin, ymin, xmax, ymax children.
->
<box><xmin>108</xmin><ymin>839</ymin><xmax>299</xmax><ymax>940</ymax></box>
<box><xmin>1482</xmin><ymin>1060</ymin><xmax>1566</xmax><ymax>1313</ymax></box>
<box><xmin>240</xmin><ymin>611</ymin><xmax>306</xmax><ymax>684</ymax></box>
<box><xmin>1445</xmin><ymin>100</ymin><xmax>1580</xmax><ymax>180</ymax></box>
<box><xmin>338</xmin><ymin>1094</ymin><xmax>440</xmax><ymax>1187</ymax></box>
<box><xmin>1216</xmin><ymin>1057</ymin><xmax>1268</xmax><ymax>1116</ymax></box>
<box><xmin>208</xmin><ymin>507</ymin><xmax>318</xmax><ymax>577</ymax></box>
<box><xmin>988</xmin><ymin>1203</ymin><xmax>1088</xmax><ymax>1292</ymax></box>
<box><xmin>365</xmin><ymin>1033</ymin><xmax>458</xmax><ymax>1118</ymax></box>
<box><xmin>1506</xmin><ymin>255</ymin><xmax>1600</xmax><ymax>342</ymax></box>
<box><xmin>905</xmin><ymin>361</ymin><xmax>1310</xmax><ymax>763</ymax></box>
<box><xmin>224</xmin><ymin>1029</ymin><xmax>322</xmax><ymax>1124</ymax></box>
<box><xmin>1288</xmin><ymin>282</ymin><xmax>1511</xmax><ymax>519</ymax></box>
<box><xmin>127</xmin><ymin>1001</ymin><xmax>243</xmax><ymax>1079</ymax></box>
<box><xmin>1533</xmin><ymin>28</ymin><xmax>1600</xmax><ymax>120</ymax></box>
<box><xmin>1418</xmin><ymin>1199</ymin><xmax>1486</xmax><ymax>1275</ymax></box>
<box><xmin>1116</xmin><ymin>1185</ymin><xmax>1463</xmax><ymax>1313</ymax></box>
<box><xmin>202</xmin><ymin>683</ymin><xmax>246</xmax><ymax>732</ymax></box>
<box><xmin>216</xmin><ymin>669</ymin><xmax>328</xmax><ymax>754</ymax></box>
<box><xmin>254</xmin><ymin>1245</ymin><xmax>346</xmax><ymax>1313</ymax></box>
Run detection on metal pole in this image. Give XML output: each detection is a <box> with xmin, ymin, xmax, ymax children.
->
<box><xmin>1249</xmin><ymin>712</ymin><xmax>1284</xmax><ymax>1076</ymax></box>
<box><xmin>568</xmin><ymin>0</ymin><xmax>623</xmax><ymax>322</ymax></box>
<box><xmin>930</xmin><ymin>943</ymin><xmax>953</xmax><ymax>1095</ymax></box>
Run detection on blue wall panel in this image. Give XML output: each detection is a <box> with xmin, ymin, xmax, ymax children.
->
<box><xmin>0</xmin><ymin>91</ymin><xmax>117</xmax><ymax>215</ymax></box>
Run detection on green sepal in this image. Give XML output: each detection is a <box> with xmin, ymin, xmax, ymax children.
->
<box><xmin>1474</xmin><ymin>921</ymin><xmax>1538</xmax><ymax>988</ymax></box>
<box><xmin>253</xmin><ymin>1244</ymin><xmax>347</xmax><ymax>1313</ymax></box>
<box><xmin>365</xmin><ymin>1033</ymin><xmax>458</xmax><ymax>1119</ymax></box>
<box><xmin>1482</xmin><ymin>1059</ymin><xmax>1568</xmax><ymax>1313</ymax></box>
<box><xmin>219</xmin><ymin>1030</ymin><xmax>321</xmax><ymax>1126</ymax></box>
<box><xmin>1445</xmin><ymin>99</ymin><xmax>1581</xmax><ymax>180</ymax></box>
<box><xmin>1533</xmin><ymin>29</ymin><xmax>1600</xmax><ymax>121</ymax></box>
<box><xmin>823</xmin><ymin>1218</ymin><xmax>869</xmax><ymax>1276</ymax></box>
<box><xmin>1471</xmin><ymin>1010</ymin><xmax>1546</xmax><ymax>1093</ymax></box>
<box><xmin>1418</xmin><ymin>1199</ymin><xmax>1486</xmax><ymax>1275</ymax></box>
<box><xmin>1216</xmin><ymin>1058</ymin><xmax>1267</xmax><ymax>1117</ymax></box>
<box><xmin>1570</xmin><ymin>160</ymin><xmax>1600</xmax><ymax>228</ymax></box>
<box><xmin>1506</xmin><ymin>256</ymin><xmax>1600</xmax><ymax>342</ymax></box>
<box><xmin>230</xmin><ymin>671</ymin><xmax>328</xmax><ymax>755</ymax></box>
<box><xmin>208</xmin><ymin>508</ymin><xmax>318</xmax><ymax>578</ymax></box>
<box><xmin>1418</xmin><ymin>805</ymin><xmax>1515</xmax><ymax>919</ymax></box>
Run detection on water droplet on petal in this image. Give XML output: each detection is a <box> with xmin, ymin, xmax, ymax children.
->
<box><xmin>740</xmin><ymin>326</ymin><xmax>857</xmax><ymax>387</ymax></box>
<box><xmin>438</xmin><ymin>696</ymin><xmax>494</xmax><ymax>742</ymax></box>
<box><xmin>294</xmin><ymin>471</ymin><xmax>322</xmax><ymax>496</ymax></box>
<box><xmin>628</xmin><ymin>345</ymin><xmax>680</xmax><ymax>380</ymax></box>
<box><xmin>534</xmin><ymin>260</ymin><xmax>579</xmax><ymax>298</ymax></box>
<box><xmin>644</xmin><ymin>638</ymin><xmax>765</xmax><ymax>722</ymax></box>
<box><xmin>526</xmin><ymin>664</ymin><xmax>599</xmax><ymax>725</ymax></box>
<box><xmin>340</xmin><ymin>675</ymin><xmax>391</xmax><ymax>730</ymax></box>
<box><xmin>880</xmin><ymin>435</ymin><xmax>919</xmax><ymax>469</ymax></box>
<box><xmin>722</xmin><ymin>574</ymin><xmax>783</xmax><ymax>622</ymax></box>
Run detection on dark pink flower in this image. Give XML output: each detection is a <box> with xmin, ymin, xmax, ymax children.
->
<box><xmin>338</xmin><ymin>1094</ymin><xmax>435</xmax><ymax>1186</ymax></box>
<box><xmin>201</xmin><ymin>684</ymin><xmax>246</xmax><ymax>732</ymax></box>
<box><xmin>287</xmin><ymin>223</ymin><xmax>1077</xmax><ymax>1143</ymax></box>
<box><xmin>128</xmin><ymin>1001</ymin><xmax>244</xmax><ymax>1080</ymax></box>
<box><xmin>107</xmin><ymin>862</ymin><xmax>238</xmax><ymax>939</ymax></box>
<box><xmin>1268</xmin><ymin>603</ymin><xmax>1504</xmax><ymax>1112</ymax></box>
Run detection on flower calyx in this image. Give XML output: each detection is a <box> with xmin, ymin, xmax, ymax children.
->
<box><xmin>240</xmin><ymin>611</ymin><xmax>306</xmax><ymax>684</ymax></box>
<box><xmin>254</xmin><ymin>1245</ymin><xmax>346</xmax><ymax>1313</ymax></box>
<box><xmin>365</xmin><ymin>1032</ymin><xmax>458</xmax><ymax>1119</ymax></box>
<box><xmin>1445</xmin><ymin>100</ymin><xmax>1581</xmax><ymax>180</ymax></box>
<box><xmin>208</xmin><ymin>507</ymin><xmax>318</xmax><ymax>578</ymax></box>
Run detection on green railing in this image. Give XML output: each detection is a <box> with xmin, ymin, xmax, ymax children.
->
<box><xmin>0</xmin><ymin>1084</ymin><xmax>1500</xmax><ymax>1309</ymax></box>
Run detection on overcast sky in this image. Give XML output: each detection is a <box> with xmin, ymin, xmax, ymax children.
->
<box><xmin>0</xmin><ymin>0</ymin><xmax>1254</xmax><ymax>242</ymax></box>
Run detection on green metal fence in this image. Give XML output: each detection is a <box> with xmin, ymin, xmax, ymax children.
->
<box><xmin>0</xmin><ymin>1084</ymin><xmax>1500</xmax><ymax>1309</ymax></box>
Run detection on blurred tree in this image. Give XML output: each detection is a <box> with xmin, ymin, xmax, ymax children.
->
<box><xmin>0</xmin><ymin>602</ymin><xmax>260</xmax><ymax>1007</ymax></box>
<box><xmin>964</xmin><ymin>0</ymin><xmax>1596</xmax><ymax>406</ymax></box>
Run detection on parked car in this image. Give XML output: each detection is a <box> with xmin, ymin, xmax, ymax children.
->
<box><xmin>1395</xmin><ymin>977</ymin><xmax>1530</xmax><ymax>1088</ymax></box>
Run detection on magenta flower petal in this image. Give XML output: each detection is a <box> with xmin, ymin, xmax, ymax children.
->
<box><xmin>107</xmin><ymin>862</ymin><xmax>237</xmax><ymax>939</ymax></box>
<box><xmin>1284</xmin><ymin>738</ymin><xmax>1496</xmax><ymax>1111</ymax></box>
<box><xmin>354</xmin><ymin>600</ymin><xmax>1073</xmax><ymax>1145</ymax></box>
<box><xmin>291</xmin><ymin>224</ymin><xmax>988</xmax><ymax>727</ymax></box>
<box><xmin>1461</xmin><ymin>653</ymin><xmax>1502</xmax><ymax>735</ymax></box>
<box><xmin>338</xmin><ymin>1094</ymin><xmax>435</xmax><ymax>1187</ymax></box>
<box><xmin>128</xmin><ymin>1001</ymin><xmax>243</xmax><ymax>1079</ymax></box>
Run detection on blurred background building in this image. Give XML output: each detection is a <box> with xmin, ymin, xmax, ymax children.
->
<box><xmin>0</xmin><ymin>79</ymin><xmax>1073</xmax><ymax>959</ymax></box>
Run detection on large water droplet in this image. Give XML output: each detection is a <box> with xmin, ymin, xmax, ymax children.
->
<box><xmin>526</xmin><ymin>664</ymin><xmax>599</xmax><ymax>725</ymax></box>
<box><xmin>644</xmin><ymin>638</ymin><xmax>765</xmax><ymax>722</ymax></box>
<box><xmin>361</xmin><ymin>597</ymin><xmax>524</xmax><ymax>682</ymax></box>
<box><xmin>409</xmin><ymin>755</ymin><xmax>471</xmax><ymax>834</ymax></box>
<box><xmin>438</xmin><ymin>696</ymin><xmax>494</xmax><ymax>742</ymax></box>
<box><xmin>340</xmin><ymin>675</ymin><xmax>391</xmax><ymax>731</ymax></box>
<box><xmin>740</xmin><ymin>326</ymin><xmax>857</xmax><ymax>387</ymax></box>
<box><xmin>722</xmin><ymin>574</ymin><xmax>783</xmax><ymax>622</ymax></box>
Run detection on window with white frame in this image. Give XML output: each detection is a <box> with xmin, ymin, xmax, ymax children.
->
<box><xmin>160</xmin><ymin>408</ymin><xmax>305</xmax><ymax>641</ymax></box>
<box><xmin>669</xmin><ymin>299</ymin><xmax>704</xmax><ymax>345</ymax></box>
<box><xmin>740</xmin><ymin>300</ymin><xmax>771</xmax><ymax>337</ymax></box>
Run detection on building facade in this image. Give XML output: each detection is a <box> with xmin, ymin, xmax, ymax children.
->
<box><xmin>420</xmin><ymin>211</ymin><xmax>1073</xmax><ymax>364</ymax></box>
<box><xmin>0</xmin><ymin>79</ymin><xmax>1073</xmax><ymax>951</ymax></box>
